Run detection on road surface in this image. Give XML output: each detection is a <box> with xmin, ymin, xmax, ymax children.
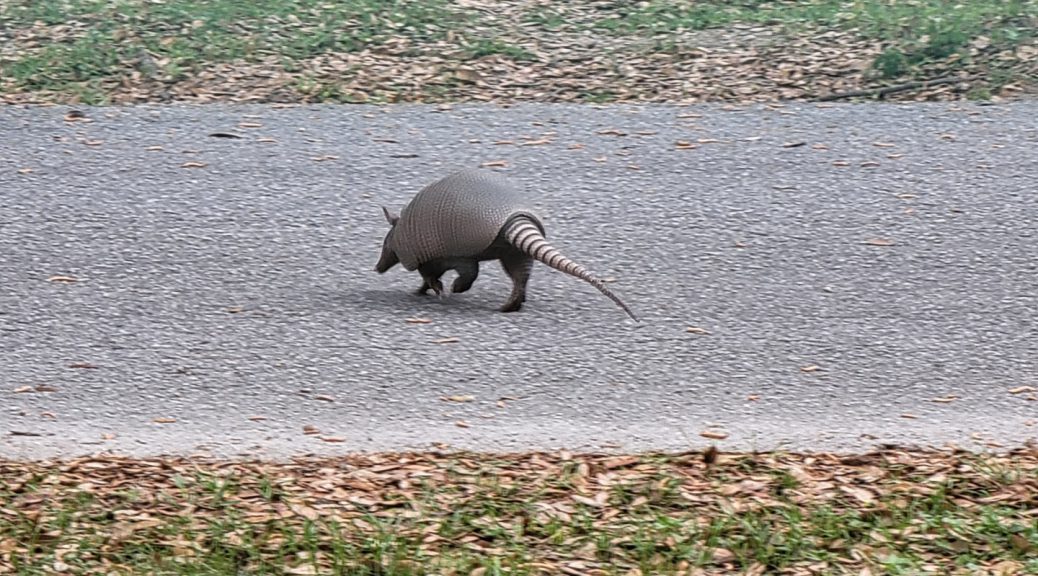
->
<box><xmin>2</xmin><ymin>100</ymin><xmax>1036</xmax><ymax>459</ymax></box>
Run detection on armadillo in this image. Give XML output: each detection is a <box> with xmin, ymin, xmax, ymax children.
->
<box><xmin>374</xmin><ymin>167</ymin><xmax>638</xmax><ymax>321</ymax></box>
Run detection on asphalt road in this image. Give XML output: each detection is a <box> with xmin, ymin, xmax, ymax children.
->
<box><xmin>2</xmin><ymin>101</ymin><xmax>1036</xmax><ymax>460</ymax></box>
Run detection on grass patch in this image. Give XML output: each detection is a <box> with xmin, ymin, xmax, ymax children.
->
<box><xmin>0</xmin><ymin>0</ymin><xmax>1035</xmax><ymax>104</ymax></box>
<box><xmin>0</xmin><ymin>0</ymin><xmax>470</xmax><ymax>100</ymax></box>
<box><xmin>2</xmin><ymin>449</ymin><xmax>1037</xmax><ymax>574</ymax></box>
<box><xmin>591</xmin><ymin>0</ymin><xmax>1037</xmax><ymax>82</ymax></box>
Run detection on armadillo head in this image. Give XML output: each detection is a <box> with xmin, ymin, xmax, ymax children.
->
<box><xmin>374</xmin><ymin>206</ymin><xmax>401</xmax><ymax>273</ymax></box>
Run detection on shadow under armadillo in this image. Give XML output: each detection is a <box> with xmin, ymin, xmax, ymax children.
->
<box><xmin>337</xmin><ymin>288</ymin><xmax>533</xmax><ymax>316</ymax></box>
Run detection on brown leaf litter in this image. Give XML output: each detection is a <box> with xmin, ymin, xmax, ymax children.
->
<box><xmin>1</xmin><ymin>2</ymin><xmax>1034</xmax><ymax>106</ymax></box>
<box><xmin>2</xmin><ymin>447</ymin><xmax>1037</xmax><ymax>574</ymax></box>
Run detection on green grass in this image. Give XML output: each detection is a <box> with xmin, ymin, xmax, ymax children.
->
<box><xmin>0</xmin><ymin>0</ymin><xmax>469</xmax><ymax>100</ymax></box>
<box><xmin>592</xmin><ymin>0</ymin><xmax>1038</xmax><ymax>79</ymax></box>
<box><xmin>2</xmin><ymin>451</ymin><xmax>1037</xmax><ymax>575</ymax></box>
<box><xmin>0</xmin><ymin>0</ymin><xmax>1035</xmax><ymax>104</ymax></box>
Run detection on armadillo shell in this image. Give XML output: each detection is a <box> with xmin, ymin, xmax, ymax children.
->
<box><xmin>391</xmin><ymin>168</ymin><xmax>542</xmax><ymax>271</ymax></box>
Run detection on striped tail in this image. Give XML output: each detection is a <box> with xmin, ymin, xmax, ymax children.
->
<box><xmin>504</xmin><ymin>216</ymin><xmax>639</xmax><ymax>322</ymax></box>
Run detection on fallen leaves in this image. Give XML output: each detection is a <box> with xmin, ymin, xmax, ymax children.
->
<box><xmin>431</xmin><ymin>337</ymin><xmax>459</xmax><ymax>344</ymax></box>
<box><xmin>863</xmin><ymin>238</ymin><xmax>895</xmax><ymax>246</ymax></box>
<box><xmin>152</xmin><ymin>417</ymin><xmax>177</xmax><ymax>424</ymax></box>
<box><xmin>1008</xmin><ymin>386</ymin><xmax>1036</xmax><ymax>395</ymax></box>
<box><xmin>180</xmin><ymin>161</ymin><xmax>207</xmax><ymax>168</ymax></box>
<box><xmin>0</xmin><ymin>2</ymin><xmax>1030</xmax><ymax>109</ymax></box>
<box><xmin>47</xmin><ymin>275</ymin><xmax>78</xmax><ymax>283</ymax></box>
<box><xmin>700</xmin><ymin>430</ymin><xmax>729</xmax><ymax>440</ymax></box>
<box><xmin>1</xmin><ymin>448</ymin><xmax>1037</xmax><ymax>574</ymax></box>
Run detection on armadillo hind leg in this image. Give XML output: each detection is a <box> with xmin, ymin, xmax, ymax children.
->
<box><xmin>498</xmin><ymin>252</ymin><xmax>534</xmax><ymax>312</ymax></box>
<box><xmin>451</xmin><ymin>259</ymin><xmax>480</xmax><ymax>294</ymax></box>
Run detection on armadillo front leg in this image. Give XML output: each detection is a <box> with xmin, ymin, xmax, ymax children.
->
<box><xmin>451</xmin><ymin>260</ymin><xmax>480</xmax><ymax>294</ymax></box>
<box><xmin>499</xmin><ymin>252</ymin><xmax>533</xmax><ymax>312</ymax></box>
<box><xmin>416</xmin><ymin>261</ymin><xmax>448</xmax><ymax>296</ymax></box>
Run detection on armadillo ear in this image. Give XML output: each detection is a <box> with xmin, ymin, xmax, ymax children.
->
<box><xmin>381</xmin><ymin>206</ymin><xmax>399</xmax><ymax>226</ymax></box>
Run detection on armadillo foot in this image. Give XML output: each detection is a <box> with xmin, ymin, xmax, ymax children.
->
<box><xmin>499</xmin><ymin>297</ymin><xmax>524</xmax><ymax>313</ymax></box>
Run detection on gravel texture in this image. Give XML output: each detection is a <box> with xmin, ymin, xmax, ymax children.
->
<box><xmin>1</xmin><ymin>101</ymin><xmax>1036</xmax><ymax>459</ymax></box>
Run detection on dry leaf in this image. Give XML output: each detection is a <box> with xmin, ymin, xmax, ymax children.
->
<box><xmin>931</xmin><ymin>396</ymin><xmax>959</xmax><ymax>403</ymax></box>
<box><xmin>314</xmin><ymin>395</ymin><xmax>335</xmax><ymax>402</ymax></box>
<box><xmin>302</xmin><ymin>425</ymin><xmax>320</xmax><ymax>435</ymax></box>
<box><xmin>864</xmin><ymin>238</ymin><xmax>894</xmax><ymax>246</ymax></box>
<box><xmin>257</xmin><ymin>137</ymin><xmax>277</xmax><ymax>143</ymax></box>
<box><xmin>320</xmin><ymin>436</ymin><xmax>346</xmax><ymax>443</ymax></box>
<box><xmin>686</xmin><ymin>326</ymin><xmax>710</xmax><ymax>334</ymax></box>
<box><xmin>443</xmin><ymin>395</ymin><xmax>475</xmax><ymax>403</ymax></box>
<box><xmin>238</xmin><ymin>121</ymin><xmax>263</xmax><ymax>128</ymax></box>
<box><xmin>480</xmin><ymin>160</ymin><xmax>508</xmax><ymax>168</ymax></box>
<box><xmin>900</xmin><ymin>413</ymin><xmax>918</xmax><ymax>419</ymax></box>
<box><xmin>181</xmin><ymin>161</ymin><xmax>207</xmax><ymax>168</ymax></box>
<box><xmin>674</xmin><ymin>140</ymin><xmax>698</xmax><ymax>149</ymax></box>
<box><xmin>84</xmin><ymin>139</ymin><xmax>104</xmax><ymax>146</ymax></box>
<box><xmin>596</xmin><ymin>128</ymin><xmax>627</xmax><ymax>136</ymax></box>
<box><xmin>153</xmin><ymin>417</ymin><xmax>177</xmax><ymax>424</ymax></box>
<box><xmin>872</xmin><ymin>142</ymin><xmax>896</xmax><ymax>148</ymax></box>
<box><xmin>406</xmin><ymin>317</ymin><xmax>432</xmax><ymax>324</ymax></box>
<box><xmin>47</xmin><ymin>275</ymin><xmax>77</xmax><ymax>283</ymax></box>
<box><xmin>782</xmin><ymin>141</ymin><xmax>806</xmax><ymax>148</ymax></box>
<box><xmin>432</xmin><ymin>337</ymin><xmax>459</xmax><ymax>344</ymax></box>
<box><xmin>832</xmin><ymin>160</ymin><xmax>850</xmax><ymax>166</ymax></box>
<box><xmin>710</xmin><ymin>548</ymin><xmax>736</xmax><ymax>563</ymax></box>
<box><xmin>145</xmin><ymin>145</ymin><xmax>163</xmax><ymax>151</ymax></box>
<box><xmin>700</xmin><ymin>430</ymin><xmax>729</xmax><ymax>440</ymax></box>
<box><xmin>248</xmin><ymin>416</ymin><xmax>267</xmax><ymax>421</ymax></box>
<box><xmin>311</xmin><ymin>155</ymin><xmax>338</xmax><ymax>161</ymax></box>
<box><xmin>68</xmin><ymin>363</ymin><xmax>98</xmax><ymax>369</ymax></box>
<box><xmin>859</xmin><ymin>161</ymin><xmax>880</xmax><ymax>167</ymax></box>
<box><xmin>520</xmin><ymin>138</ymin><xmax>552</xmax><ymax>146</ymax></box>
<box><xmin>13</xmin><ymin>386</ymin><xmax>34</xmax><ymax>393</ymax></box>
<box><xmin>800</xmin><ymin>365</ymin><xmax>822</xmax><ymax>372</ymax></box>
<box><xmin>17</xmin><ymin>167</ymin><xmax>34</xmax><ymax>174</ymax></box>
<box><xmin>455</xmin><ymin>420</ymin><xmax>470</xmax><ymax>428</ymax></box>
<box><xmin>1008</xmin><ymin>386</ymin><xmax>1036</xmax><ymax>394</ymax></box>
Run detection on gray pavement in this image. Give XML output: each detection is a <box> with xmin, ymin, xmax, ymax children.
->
<box><xmin>1</xmin><ymin>100</ymin><xmax>1036</xmax><ymax>460</ymax></box>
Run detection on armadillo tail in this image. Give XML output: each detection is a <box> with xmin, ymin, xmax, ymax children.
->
<box><xmin>504</xmin><ymin>216</ymin><xmax>639</xmax><ymax>322</ymax></box>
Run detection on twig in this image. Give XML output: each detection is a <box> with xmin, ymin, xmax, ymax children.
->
<box><xmin>813</xmin><ymin>75</ymin><xmax>980</xmax><ymax>102</ymax></box>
